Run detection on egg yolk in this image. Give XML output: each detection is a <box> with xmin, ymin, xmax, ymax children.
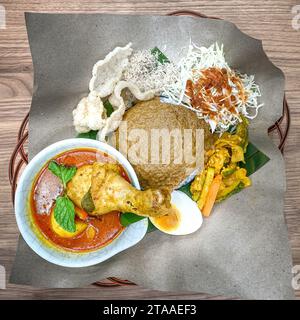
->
<box><xmin>152</xmin><ymin>205</ymin><xmax>181</xmax><ymax>232</ymax></box>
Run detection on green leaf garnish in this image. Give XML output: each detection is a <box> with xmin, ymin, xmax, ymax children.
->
<box><xmin>48</xmin><ymin>160</ymin><xmax>77</xmax><ymax>188</ymax></box>
<box><xmin>54</xmin><ymin>196</ymin><xmax>76</xmax><ymax>233</ymax></box>
<box><xmin>76</xmin><ymin>130</ymin><xmax>98</xmax><ymax>140</ymax></box>
<box><xmin>104</xmin><ymin>100</ymin><xmax>114</xmax><ymax>117</ymax></box>
<box><xmin>151</xmin><ymin>47</ymin><xmax>170</xmax><ymax>64</ymax></box>
<box><xmin>48</xmin><ymin>161</ymin><xmax>78</xmax><ymax>232</ymax></box>
<box><xmin>81</xmin><ymin>190</ymin><xmax>95</xmax><ymax>213</ymax></box>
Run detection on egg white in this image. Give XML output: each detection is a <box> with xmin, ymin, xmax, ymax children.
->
<box><xmin>150</xmin><ymin>190</ymin><xmax>203</xmax><ymax>235</ymax></box>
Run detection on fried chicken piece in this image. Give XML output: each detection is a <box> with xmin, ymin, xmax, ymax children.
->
<box><xmin>66</xmin><ymin>165</ymin><xmax>93</xmax><ymax>208</ymax></box>
<box><xmin>67</xmin><ymin>162</ymin><xmax>173</xmax><ymax>217</ymax></box>
<box><xmin>90</xmin><ymin>162</ymin><xmax>172</xmax><ymax>217</ymax></box>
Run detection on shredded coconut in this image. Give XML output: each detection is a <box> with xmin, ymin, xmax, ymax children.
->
<box><xmin>122</xmin><ymin>50</ymin><xmax>180</xmax><ymax>93</ymax></box>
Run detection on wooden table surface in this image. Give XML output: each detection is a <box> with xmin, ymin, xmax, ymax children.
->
<box><xmin>0</xmin><ymin>0</ymin><xmax>299</xmax><ymax>299</ymax></box>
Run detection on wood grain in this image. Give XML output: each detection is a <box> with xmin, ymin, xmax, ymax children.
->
<box><xmin>0</xmin><ymin>0</ymin><xmax>299</xmax><ymax>299</ymax></box>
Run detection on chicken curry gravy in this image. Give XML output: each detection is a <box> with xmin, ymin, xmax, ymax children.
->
<box><xmin>31</xmin><ymin>148</ymin><xmax>126</xmax><ymax>252</ymax></box>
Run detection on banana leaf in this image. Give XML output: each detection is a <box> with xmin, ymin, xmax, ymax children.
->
<box><xmin>121</xmin><ymin>212</ymin><xmax>155</xmax><ymax>232</ymax></box>
<box><xmin>151</xmin><ymin>47</ymin><xmax>170</xmax><ymax>64</ymax></box>
<box><xmin>76</xmin><ymin>130</ymin><xmax>98</xmax><ymax>139</ymax></box>
<box><xmin>120</xmin><ymin>212</ymin><xmax>144</xmax><ymax>226</ymax></box>
<box><xmin>240</xmin><ymin>142</ymin><xmax>270</xmax><ymax>176</ymax></box>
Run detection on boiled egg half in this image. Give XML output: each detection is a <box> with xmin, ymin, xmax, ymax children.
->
<box><xmin>150</xmin><ymin>190</ymin><xmax>203</xmax><ymax>235</ymax></box>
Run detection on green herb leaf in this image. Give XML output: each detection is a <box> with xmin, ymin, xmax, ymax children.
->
<box><xmin>54</xmin><ymin>196</ymin><xmax>76</xmax><ymax>232</ymax></box>
<box><xmin>76</xmin><ymin>130</ymin><xmax>98</xmax><ymax>140</ymax></box>
<box><xmin>151</xmin><ymin>47</ymin><xmax>170</xmax><ymax>64</ymax></box>
<box><xmin>48</xmin><ymin>161</ymin><xmax>77</xmax><ymax>188</ymax></box>
<box><xmin>81</xmin><ymin>190</ymin><xmax>95</xmax><ymax>213</ymax></box>
<box><xmin>104</xmin><ymin>100</ymin><xmax>114</xmax><ymax>117</ymax></box>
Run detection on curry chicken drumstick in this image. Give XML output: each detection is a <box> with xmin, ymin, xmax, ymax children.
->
<box><xmin>67</xmin><ymin>162</ymin><xmax>173</xmax><ymax>217</ymax></box>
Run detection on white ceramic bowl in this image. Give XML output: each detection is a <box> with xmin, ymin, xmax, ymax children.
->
<box><xmin>14</xmin><ymin>138</ymin><xmax>148</xmax><ymax>267</ymax></box>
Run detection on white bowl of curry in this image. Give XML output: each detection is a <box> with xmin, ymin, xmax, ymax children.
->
<box><xmin>14</xmin><ymin>138</ymin><xmax>148</xmax><ymax>267</ymax></box>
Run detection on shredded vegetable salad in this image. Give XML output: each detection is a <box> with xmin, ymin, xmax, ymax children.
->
<box><xmin>161</xmin><ymin>43</ymin><xmax>263</xmax><ymax>134</ymax></box>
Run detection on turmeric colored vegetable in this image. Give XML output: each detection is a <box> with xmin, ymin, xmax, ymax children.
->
<box><xmin>216</xmin><ymin>168</ymin><xmax>251</xmax><ymax>201</ymax></box>
<box><xmin>206</xmin><ymin>148</ymin><xmax>230</xmax><ymax>174</ymax></box>
<box><xmin>86</xmin><ymin>225</ymin><xmax>96</xmax><ymax>239</ymax></box>
<box><xmin>216</xmin><ymin>180</ymin><xmax>239</xmax><ymax>202</ymax></box>
<box><xmin>236</xmin><ymin>116</ymin><xmax>249</xmax><ymax>151</ymax></box>
<box><xmin>221</xmin><ymin>163</ymin><xmax>237</xmax><ymax>177</ymax></box>
<box><xmin>197</xmin><ymin>167</ymin><xmax>215</xmax><ymax>210</ymax></box>
<box><xmin>51</xmin><ymin>208</ymin><xmax>87</xmax><ymax>238</ymax></box>
<box><xmin>202</xmin><ymin>175</ymin><xmax>222</xmax><ymax>217</ymax></box>
<box><xmin>190</xmin><ymin>170</ymin><xmax>206</xmax><ymax>201</ymax></box>
<box><xmin>190</xmin><ymin>118</ymin><xmax>251</xmax><ymax>217</ymax></box>
<box><xmin>231</xmin><ymin>145</ymin><xmax>244</xmax><ymax>163</ymax></box>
